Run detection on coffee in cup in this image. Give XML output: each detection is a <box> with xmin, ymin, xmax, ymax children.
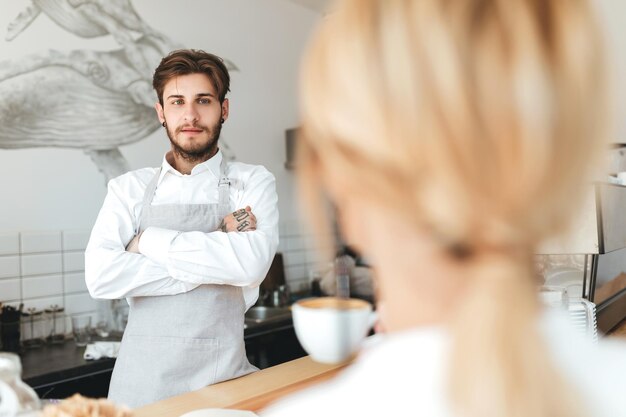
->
<box><xmin>292</xmin><ymin>297</ymin><xmax>375</xmax><ymax>364</ymax></box>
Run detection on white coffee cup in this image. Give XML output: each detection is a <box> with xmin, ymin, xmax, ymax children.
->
<box><xmin>292</xmin><ymin>297</ymin><xmax>376</xmax><ymax>364</ymax></box>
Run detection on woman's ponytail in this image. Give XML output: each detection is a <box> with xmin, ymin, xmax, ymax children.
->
<box><xmin>448</xmin><ymin>250</ymin><xmax>585</xmax><ymax>417</ymax></box>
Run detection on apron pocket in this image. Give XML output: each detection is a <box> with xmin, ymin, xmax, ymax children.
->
<box><xmin>120</xmin><ymin>334</ymin><xmax>220</xmax><ymax>397</ymax></box>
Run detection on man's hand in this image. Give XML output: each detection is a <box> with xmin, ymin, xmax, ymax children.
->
<box><xmin>125</xmin><ymin>233</ymin><xmax>142</xmax><ymax>253</ymax></box>
<box><xmin>219</xmin><ymin>206</ymin><xmax>257</xmax><ymax>233</ymax></box>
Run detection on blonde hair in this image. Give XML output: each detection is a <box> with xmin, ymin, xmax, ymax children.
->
<box><xmin>298</xmin><ymin>0</ymin><xmax>609</xmax><ymax>416</ymax></box>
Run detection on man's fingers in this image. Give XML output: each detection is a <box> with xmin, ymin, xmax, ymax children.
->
<box><xmin>236</xmin><ymin>220</ymin><xmax>251</xmax><ymax>232</ymax></box>
<box><xmin>220</xmin><ymin>207</ymin><xmax>257</xmax><ymax>233</ymax></box>
<box><xmin>233</xmin><ymin>209</ymin><xmax>250</xmax><ymax>222</ymax></box>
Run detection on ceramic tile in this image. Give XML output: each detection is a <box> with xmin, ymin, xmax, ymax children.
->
<box><xmin>21</xmin><ymin>296</ymin><xmax>64</xmax><ymax>314</ymax></box>
<box><xmin>62</xmin><ymin>230</ymin><xmax>91</xmax><ymax>251</ymax></box>
<box><xmin>63</xmin><ymin>252</ymin><xmax>85</xmax><ymax>273</ymax></box>
<box><xmin>21</xmin><ymin>253</ymin><xmax>62</xmax><ymax>276</ymax></box>
<box><xmin>283</xmin><ymin>250</ymin><xmax>307</xmax><ymax>267</ymax></box>
<box><xmin>20</xmin><ymin>231</ymin><xmax>62</xmax><ymax>254</ymax></box>
<box><xmin>64</xmin><ymin>292</ymin><xmax>97</xmax><ymax>315</ymax></box>
<box><xmin>284</xmin><ymin>236</ymin><xmax>307</xmax><ymax>251</ymax></box>
<box><xmin>306</xmin><ymin>251</ymin><xmax>328</xmax><ymax>267</ymax></box>
<box><xmin>280</xmin><ymin>220</ymin><xmax>305</xmax><ymax>237</ymax></box>
<box><xmin>286</xmin><ymin>278</ymin><xmax>309</xmax><ymax>293</ymax></box>
<box><xmin>64</xmin><ymin>272</ymin><xmax>87</xmax><ymax>294</ymax></box>
<box><xmin>0</xmin><ymin>278</ymin><xmax>21</xmax><ymax>301</ymax></box>
<box><xmin>0</xmin><ymin>232</ymin><xmax>19</xmax><ymax>256</ymax></box>
<box><xmin>22</xmin><ymin>274</ymin><xmax>63</xmax><ymax>299</ymax></box>
<box><xmin>0</xmin><ymin>256</ymin><xmax>20</xmax><ymax>279</ymax></box>
<box><xmin>285</xmin><ymin>265</ymin><xmax>307</xmax><ymax>282</ymax></box>
<box><xmin>303</xmin><ymin>235</ymin><xmax>320</xmax><ymax>251</ymax></box>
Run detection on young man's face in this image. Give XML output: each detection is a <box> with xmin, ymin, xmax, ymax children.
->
<box><xmin>155</xmin><ymin>73</ymin><xmax>229</xmax><ymax>160</ymax></box>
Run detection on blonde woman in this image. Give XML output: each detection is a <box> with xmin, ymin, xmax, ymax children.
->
<box><xmin>263</xmin><ymin>0</ymin><xmax>626</xmax><ymax>416</ymax></box>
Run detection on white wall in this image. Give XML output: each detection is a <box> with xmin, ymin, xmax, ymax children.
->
<box><xmin>0</xmin><ymin>0</ymin><xmax>319</xmax><ymax>232</ymax></box>
<box><xmin>0</xmin><ymin>1</ymin><xmax>325</xmax><ymax>319</ymax></box>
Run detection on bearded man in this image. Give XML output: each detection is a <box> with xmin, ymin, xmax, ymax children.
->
<box><xmin>85</xmin><ymin>49</ymin><xmax>278</xmax><ymax>408</ymax></box>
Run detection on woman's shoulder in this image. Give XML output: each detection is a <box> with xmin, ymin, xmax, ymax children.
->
<box><xmin>262</xmin><ymin>329</ymin><xmax>452</xmax><ymax>417</ymax></box>
<box><xmin>543</xmin><ymin>311</ymin><xmax>626</xmax><ymax>417</ymax></box>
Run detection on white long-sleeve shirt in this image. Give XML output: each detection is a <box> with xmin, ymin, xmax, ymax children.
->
<box><xmin>85</xmin><ymin>150</ymin><xmax>279</xmax><ymax>309</ymax></box>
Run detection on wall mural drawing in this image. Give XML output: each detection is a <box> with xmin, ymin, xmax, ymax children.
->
<box><xmin>0</xmin><ymin>0</ymin><xmax>238</xmax><ymax>182</ymax></box>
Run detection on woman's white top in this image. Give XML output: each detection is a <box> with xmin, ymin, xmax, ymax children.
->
<box><xmin>263</xmin><ymin>311</ymin><xmax>626</xmax><ymax>417</ymax></box>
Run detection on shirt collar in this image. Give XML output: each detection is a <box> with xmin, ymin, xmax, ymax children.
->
<box><xmin>158</xmin><ymin>150</ymin><xmax>223</xmax><ymax>185</ymax></box>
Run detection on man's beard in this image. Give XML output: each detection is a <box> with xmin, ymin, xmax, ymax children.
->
<box><xmin>166</xmin><ymin>120</ymin><xmax>222</xmax><ymax>163</ymax></box>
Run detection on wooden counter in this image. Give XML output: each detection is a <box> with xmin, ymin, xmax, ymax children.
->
<box><xmin>133</xmin><ymin>357</ymin><xmax>348</xmax><ymax>417</ymax></box>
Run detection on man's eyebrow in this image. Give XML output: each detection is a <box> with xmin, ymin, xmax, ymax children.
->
<box><xmin>166</xmin><ymin>93</ymin><xmax>215</xmax><ymax>100</ymax></box>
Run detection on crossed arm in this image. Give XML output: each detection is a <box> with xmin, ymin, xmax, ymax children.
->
<box><xmin>85</xmin><ymin>168</ymin><xmax>278</xmax><ymax>299</ymax></box>
<box><xmin>125</xmin><ymin>206</ymin><xmax>257</xmax><ymax>253</ymax></box>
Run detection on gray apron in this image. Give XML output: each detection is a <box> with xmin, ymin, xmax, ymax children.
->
<box><xmin>108</xmin><ymin>159</ymin><xmax>257</xmax><ymax>408</ymax></box>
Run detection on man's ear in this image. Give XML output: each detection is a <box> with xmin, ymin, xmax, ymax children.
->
<box><xmin>155</xmin><ymin>102</ymin><xmax>165</xmax><ymax>124</ymax></box>
<box><xmin>221</xmin><ymin>98</ymin><xmax>229</xmax><ymax>122</ymax></box>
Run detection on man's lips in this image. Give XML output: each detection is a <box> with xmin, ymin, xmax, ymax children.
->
<box><xmin>180</xmin><ymin>127</ymin><xmax>205</xmax><ymax>134</ymax></box>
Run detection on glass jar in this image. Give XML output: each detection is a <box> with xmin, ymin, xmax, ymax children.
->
<box><xmin>22</xmin><ymin>309</ymin><xmax>45</xmax><ymax>349</ymax></box>
<box><xmin>0</xmin><ymin>352</ymin><xmax>40</xmax><ymax>416</ymax></box>
<box><xmin>44</xmin><ymin>305</ymin><xmax>66</xmax><ymax>344</ymax></box>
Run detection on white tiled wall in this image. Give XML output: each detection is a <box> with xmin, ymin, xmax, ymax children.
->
<box><xmin>278</xmin><ymin>221</ymin><xmax>335</xmax><ymax>293</ymax></box>
<box><xmin>0</xmin><ymin>230</ymin><xmax>94</xmax><ymax>338</ymax></box>
<box><xmin>0</xmin><ymin>225</ymin><xmax>330</xmax><ymax>340</ymax></box>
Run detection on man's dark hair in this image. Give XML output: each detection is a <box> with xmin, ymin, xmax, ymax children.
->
<box><xmin>152</xmin><ymin>49</ymin><xmax>230</xmax><ymax>105</ymax></box>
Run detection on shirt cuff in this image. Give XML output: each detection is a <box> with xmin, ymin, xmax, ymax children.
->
<box><xmin>138</xmin><ymin>227</ymin><xmax>180</xmax><ymax>267</ymax></box>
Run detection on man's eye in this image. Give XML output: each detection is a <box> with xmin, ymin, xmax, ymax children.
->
<box><xmin>198</xmin><ymin>98</ymin><xmax>210</xmax><ymax>104</ymax></box>
<box><xmin>171</xmin><ymin>99</ymin><xmax>184</xmax><ymax>105</ymax></box>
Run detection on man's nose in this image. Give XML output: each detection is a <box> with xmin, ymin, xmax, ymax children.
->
<box><xmin>183</xmin><ymin>103</ymin><xmax>200</xmax><ymax>122</ymax></box>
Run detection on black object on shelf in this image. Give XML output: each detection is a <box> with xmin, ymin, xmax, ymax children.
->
<box><xmin>1</xmin><ymin>304</ymin><xmax>23</xmax><ymax>353</ymax></box>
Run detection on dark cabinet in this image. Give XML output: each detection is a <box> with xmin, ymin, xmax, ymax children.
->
<box><xmin>33</xmin><ymin>369</ymin><xmax>113</xmax><ymax>399</ymax></box>
<box><xmin>245</xmin><ymin>325</ymin><xmax>306</xmax><ymax>369</ymax></box>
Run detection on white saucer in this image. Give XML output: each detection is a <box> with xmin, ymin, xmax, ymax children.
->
<box><xmin>179</xmin><ymin>409</ymin><xmax>258</xmax><ymax>417</ymax></box>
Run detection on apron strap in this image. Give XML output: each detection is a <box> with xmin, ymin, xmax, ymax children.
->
<box><xmin>136</xmin><ymin>168</ymin><xmax>161</xmax><ymax>235</ymax></box>
<box><xmin>137</xmin><ymin>156</ymin><xmax>234</xmax><ymax>234</ymax></box>
<box><xmin>218</xmin><ymin>157</ymin><xmax>232</xmax><ymax>219</ymax></box>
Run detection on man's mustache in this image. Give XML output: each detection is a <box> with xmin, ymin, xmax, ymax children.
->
<box><xmin>175</xmin><ymin>124</ymin><xmax>208</xmax><ymax>133</ymax></box>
